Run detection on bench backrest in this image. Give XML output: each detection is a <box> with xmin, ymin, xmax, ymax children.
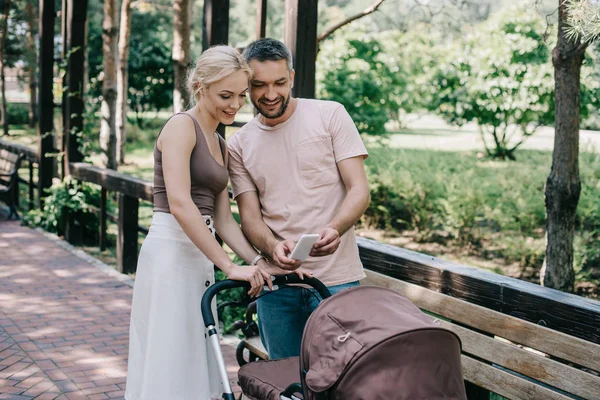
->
<box><xmin>363</xmin><ymin>270</ymin><xmax>600</xmax><ymax>400</ymax></box>
<box><xmin>0</xmin><ymin>149</ymin><xmax>23</xmax><ymax>188</ymax></box>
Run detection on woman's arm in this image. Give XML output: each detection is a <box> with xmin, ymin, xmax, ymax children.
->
<box><xmin>159</xmin><ymin>116</ymin><xmax>270</xmax><ymax>296</ymax></box>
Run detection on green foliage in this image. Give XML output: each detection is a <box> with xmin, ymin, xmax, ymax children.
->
<box><xmin>362</xmin><ymin>145</ymin><xmax>600</xmax><ymax>274</ymax></box>
<box><xmin>87</xmin><ymin>5</ymin><xmax>173</xmax><ymax>118</ymax></box>
<box><xmin>6</xmin><ymin>102</ymin><xmax>28</xmax><ymax>125</ymax></box>
<box><xmin>317</xmin><ymin>27</ymin><xmax>400</xmax><ymax>135</ymax></box>
<box><xmin>428</xmin><ymin>4</ymin><xmax>555</xmax><ymax>160</ymax></box>
<box><xmin>22</xmin><ymin>177</ymin><xmax>110</xmax><ymax>245</ymax></box>
<box><xmin>563</xmin><ymin>0</ymin><xmax>600</xmax><ymax>44</ymax></box>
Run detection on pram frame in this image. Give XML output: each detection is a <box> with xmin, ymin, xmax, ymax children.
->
<box><xmin>201</xmin><ymin>274</ymin><xmax>332</xmax><ymax>400</ymax></box>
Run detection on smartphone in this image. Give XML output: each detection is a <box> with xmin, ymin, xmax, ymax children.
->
<box><xmin>289</xmin><ymin>234</ymin><xmax>320</xmax><ymax>261</ymax></box>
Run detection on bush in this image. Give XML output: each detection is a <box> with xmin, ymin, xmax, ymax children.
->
<box><xmin>362</xmin><ymin>145</ymin><xmax>600</xmax><ymax>275</ymax></box>
<box><xmin>22</xmin><ymin>177</ymin><xmax>109</xmax><ymax>245</ymax></box>
<box><xmin>6</xmin><ymin>102</ymin><xmax>29</xmax><ymax>125</ymax></box>
<box><xmin>317</xmin><ymin>27</ymin><xmax>400</xmax><ymax>135</ymax></box>
<box><xmin>215</xmin><ymin>269</ymin><xmax>247</xmax><ymax>334</ymax></box>
<box><xmin>428</xmin><ymin>4</ymin><xmax>555</xmax><ymax>160</ymax></box>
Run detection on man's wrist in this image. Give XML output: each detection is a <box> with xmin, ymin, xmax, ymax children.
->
<box><xmin>267</xmin><ymin>238</ymin><xmax>280</xmax><ymax>258</ymax></box>
<box><xmin>326</xmin><ymin>223</ymin><xmax>341</xmax><ymax>235</ymax></box>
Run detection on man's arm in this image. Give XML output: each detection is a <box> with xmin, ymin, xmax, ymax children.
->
<box><xmin>236</xmin><ymin>191</ymin><xmax>301</xmax><ymax>270</ymax></box>
<box><xmin>310</xmin><ymin>155</ymin><xmax>370</xmax><ymax>257</ymax></box>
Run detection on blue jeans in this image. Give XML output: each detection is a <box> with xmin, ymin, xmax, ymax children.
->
<box><xmin>256</xmin><ymin>281</ymin><xmax>359</xmax><ymax>360</ymax></box>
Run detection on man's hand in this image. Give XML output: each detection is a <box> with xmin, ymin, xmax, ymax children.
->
<box><xmin>310</xmin><ymin>226</ymin><xmax>341</xmax><ymax>257</ymax></box>
<box><xmin>271</xmin><ymin>240</ymin><xmax>302</xmax><ymax>270</ymax></box>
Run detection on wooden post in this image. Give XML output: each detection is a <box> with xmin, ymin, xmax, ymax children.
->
<box><xmin>202</xmin><ymin>0</ymin><xmax>229</xmax><ymax>51</ymax></box>
<box><xmin>99</xmin><ymin>188</ymin><xmax>107</xmax><ymax>251</ymax></box>
<box><xmin>28</xmin><ymin>160</ymin><xmax>34</xmax><ymax>210</ymax></box>
<box><xmin>202</xmin><ymin>0</ymin><xmax>229</xmax><ymax>138</ymax></box>
<box><xmin>64</xmin><ymin>0</ymin><xmax>88</xmax><ymax>173</ymax></box>
<box><xmin>38</xmin><ymin>0</ymin><xmax>55</xmax><ymax>207</ymax></box>
<box><xmin>61</xmin><ymin>0</ymin><xmax>68</xmax><ymax>170</ymax></box>
<box><xmin>62</xmin><ymin>0</ymin><xmax>88</xmax><ymax>245</ymax></box>
<box><xmin>12</xmin><ymin>169</ymin><xmax>19</xmax><ymax>215</ymax></box>
<box><xmin>256</xmin><ymin>0</ymin><xmax>267</xmax><ymax>39</ymax></box>
<box><xmin>284</xmin><ymin>0</ymin><xmax>318</xmax><ymax>99</ymax></box>
<box><xmin>117</xmin><ymin>194</ymin><xmax>139</xmax><ymax>274</ymax></box>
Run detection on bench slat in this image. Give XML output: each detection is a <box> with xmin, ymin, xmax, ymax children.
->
<box><xmin>462</xmin><ymin>356</ymin><xmax>572</xmax><ymax>400</ymax></box>
<box><xmin>243</xmin><ymin>336</ymin><xmax>269</xmax><ymax>360</ymax></box>
<box><xmin>364</xmin><ymin>270</ymin><xmax>600</xmax><ymax>373</ymax></box>
<box><xmin>440</xmin><ymin>321</ymin><xmax>600</xmax><ymax>399</ymax></box>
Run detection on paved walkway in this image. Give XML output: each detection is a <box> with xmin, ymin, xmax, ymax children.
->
<box><xmin>0</xmin><ymin>219</ymin><xmax>242</xmax><ymax>399</ymax></box>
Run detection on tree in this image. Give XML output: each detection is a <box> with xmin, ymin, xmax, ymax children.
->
<box><xmin>127</xmin><ymin>8</ymin><xmax>173</xmax><ymax>125</ymax></box>
<box><xmin>317</xmin><ymin>0</ymin><xmax>386</xmax><ymax>44</ymax></box>
<box><xmin>429</xmin><ymin>5</ymin><xmax>555</xmax><ymax>160</ymax></box>
<box><xmin>0</xmin><ymin>0</ymin><xmax>11</xmax><ymax>136</ymax></box>
<box><xmin>317</xmin><ymin>28</ymin><xmax>400</xmax><ymax>135</ymax></box>
<box><xmin>24</xmin><ymin>0</ymin><xmax>36</xmax><ymax>127</ymax></box>
<box><xmin>87</xmin><ymin>1</ymin><xmax>173</xmax><ymax>120</ymax></box>
<box><xmin>172</xmin><ymin>0</ymin><xmax>191</xmax><ymax>113</ymax></box>
<box><xmin>100</xmin><ymin>0</ymin><xmax>118</xmax><ymax>170</ymax></box>
<box><xmin>117</xmin><ymin>0</ymin><xmax>132</xmax><ymax>165</ymax></box>
<box><xmin>541</xmin><ymin>0</ymin><xmax>600</xmax><ymax>291</ymax></box>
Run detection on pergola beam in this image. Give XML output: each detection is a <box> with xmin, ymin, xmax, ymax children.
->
<box><xmin>284</xmin><ymin>0</ymin><xmax>318</xmax><ymax>99</ymax></box>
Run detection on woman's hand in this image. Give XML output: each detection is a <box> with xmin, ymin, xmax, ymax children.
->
<box><xmin>225</xmin><ymin>264</ymin><xmax>273</xmax><ymax>297</ymax></box>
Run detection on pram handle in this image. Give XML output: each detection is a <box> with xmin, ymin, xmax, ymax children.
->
<box><xmin>201</xmin><ymin>274</ymin><xmax>332</xmax><ymax>328</ymax></box>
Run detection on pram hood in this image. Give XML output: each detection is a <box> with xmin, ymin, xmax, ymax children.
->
<box><xmin>300</xmin><ymin>285</ymin><xmax>463</xmax><ymax>394</ymax></box>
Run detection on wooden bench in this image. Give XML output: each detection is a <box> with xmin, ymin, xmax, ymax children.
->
<box><xmin>239</xmin><ymin>238</ymin><xmax>600</xmax><ymax>399</ymax></box>
<box><xmin>0</xmin><ymin>149</ymin><xmax>23</xmax><ymax>219</ymax></box>
<box><xmin>240</xmin><ymin>271</ymin><xmax>600</xmax><ymax>399</ymax></box>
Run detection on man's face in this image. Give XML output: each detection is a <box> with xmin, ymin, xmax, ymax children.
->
<box><xmin>248</xmin><ymin>59</ymin><xmax>295</xmax><ymax>119</ymax></box>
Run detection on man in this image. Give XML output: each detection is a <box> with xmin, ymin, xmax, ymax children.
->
<box><xmin>227</xmin><ymin>38</ymin><xmax>370</xmax><ymax>359</ymax></box>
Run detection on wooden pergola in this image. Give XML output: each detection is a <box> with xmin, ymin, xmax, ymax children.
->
<box><xmin>37</xmin><ymin>0</ymin><xmax>319</xmax><ymax>202</ymax></box>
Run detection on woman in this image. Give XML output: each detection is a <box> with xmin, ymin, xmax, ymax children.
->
<box><xmin>125</xmin><ymin>46</ymin><xmax>303</xmax><ymax>400</ymax></box>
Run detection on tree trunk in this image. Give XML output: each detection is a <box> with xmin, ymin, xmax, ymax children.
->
<box><xmin>100</xmin><ymin>0</ymin><xmax>118</xmax><ymax>170</ymax></box>
<box><xmin>173</xmin><ymin>0</ymin><xmax>191</xmax><ymax>113</ymax></box>
<box><xmin>0</xmin><ymin>0</ymin><xmax>10</xmax><ymax>137</ymax></box>
<box><xmin>117</xmin><ymin>0</ymin><xmax>132</xmax><ymax>165</ymax></box>
<box><xmin>26</xmin><ymin>0</ymin><xmax>37</xmax><ymax>128</ymax></box>
<box><xmin>541</xmin><ymin>1</ymin><xmax>587</xmax><ymax>292</ymax></box>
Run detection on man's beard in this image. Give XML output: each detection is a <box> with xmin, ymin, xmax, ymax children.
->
<box><xmin>252</xmin><ymin>94</ymin><xmax>291</xmax><ymax>119</ymax></box>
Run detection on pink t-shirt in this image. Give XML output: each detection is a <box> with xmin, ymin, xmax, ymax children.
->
<box><xmin>227</xmin><ymin>99</ymin><xmax>368</xmax><ymax>286</ymax></box>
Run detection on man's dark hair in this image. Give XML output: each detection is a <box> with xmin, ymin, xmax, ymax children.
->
<box><xmin>242</xmin><ymin>38</ymin><xmax>293</xmax><ymax>70</ymax></box>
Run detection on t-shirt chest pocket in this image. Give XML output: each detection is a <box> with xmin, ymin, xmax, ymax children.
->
<box><xmin>296</xmin><ymin>136</ymin><xmax>339</xmax><ymax>188</ymax></box>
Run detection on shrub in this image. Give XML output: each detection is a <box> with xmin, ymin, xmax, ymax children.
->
<box><xmin>22</xmin><ymin>177</ymin><xmax>108</xmax><ymax>245</ymax></box>
<box><xmin>6</xmin><ymin>102</ymin><xmax>29</xmax><ymax>125</ymax></box>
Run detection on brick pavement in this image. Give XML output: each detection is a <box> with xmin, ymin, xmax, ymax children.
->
<box><xmin>0</xmin><ymin>220</ymin><xmax>242</xmax><ymax>399</ymax></box>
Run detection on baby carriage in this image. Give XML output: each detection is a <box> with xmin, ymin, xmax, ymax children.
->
<box><xmin>201</xmin><ymin>274</ymin><xmax>467</xmax><ymax>400</ymax></box>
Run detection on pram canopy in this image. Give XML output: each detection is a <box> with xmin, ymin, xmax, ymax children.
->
<box><xmin>239</xmin><ymin>285</ymin><xmax>467</xmax><ymax>400</ymax></box>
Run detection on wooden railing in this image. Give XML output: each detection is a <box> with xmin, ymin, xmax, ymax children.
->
<box><xmin>0</xmin><ymin>138</ymin><xmax>40</xmax><ymax>211</ymax></box>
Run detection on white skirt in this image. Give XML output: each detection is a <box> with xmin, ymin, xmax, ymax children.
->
<box><xmin>125</xmin><ymin>212</ymin><xmax>221</xmax><ymax>400</ymax></box>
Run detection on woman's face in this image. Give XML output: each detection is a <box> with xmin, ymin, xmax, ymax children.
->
<box><xmin>200</xmin><ymin>70</ymin><xmax>248</xmax><ymax>125</ymax></box>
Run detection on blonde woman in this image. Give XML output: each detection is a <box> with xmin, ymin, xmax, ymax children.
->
<box><xmin>125</xmin><ymin>46</ymin><xmax>304</xmax><ymax>400</ymax></box>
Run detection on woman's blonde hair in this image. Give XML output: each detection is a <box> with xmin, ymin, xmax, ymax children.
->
<box><xmin>187</xmin><ymin>45</ymin><xmax>252</xmax><ymax>103</ymax></box>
